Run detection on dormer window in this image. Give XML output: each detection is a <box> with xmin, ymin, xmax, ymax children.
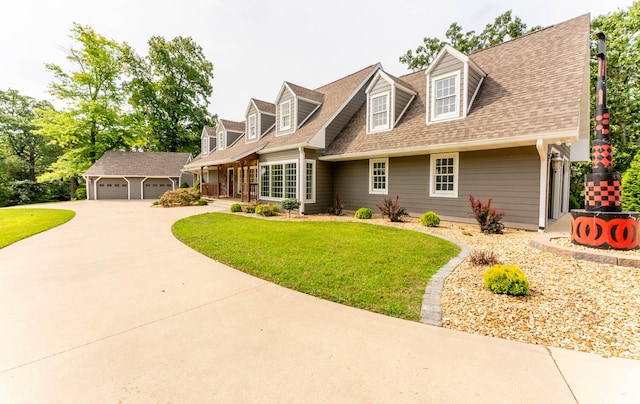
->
<box><xmin>280</xmin><ymin>100</ymin><xmax>291</xmax><ymax>131</ymax></box>
<box><xmin>218</xmin><ymin>129</ymin><xmax>225</xmax><ymax>150</ymax></box>
<box><xmin>370</xmin><ymin>92</ymin><xmax>390</xmax><ymax>131</ymax></box>
<box><xmin>248</xmin><ymin>114</ymin><xmax>257</xmax><ymax>140</ymax></box>
<box><xmin>432</xmin><ymin>72</ymin><xmax>459</xmax><ymax>120</ymax></box>
<box><xmin>202</xmin><ymin>136</ymin><xmax>209</xmax><ymax>155</ymax></box>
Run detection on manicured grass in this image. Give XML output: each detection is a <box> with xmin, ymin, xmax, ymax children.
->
<box><xmin>173</xmin><ymin>213</ymin><xmax>460</xmax><ymax>321</ymax></box>
<box><xmin>0</xmin><ymin>208</ymin><xmax>76</xmax><ymax>249</ymax></box>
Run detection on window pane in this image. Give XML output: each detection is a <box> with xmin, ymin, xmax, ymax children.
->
<box><xmin>434</xmin><ymin>157</ymin><xmax>456</xmax><ymax>194</ymax></box>
<box><xmin>285</xmin><ymin>163</ymin><xmax>297</xmax><ymax>199</ymax></box>
<box><xmin>371</xmin><ymin>95</ymin><xmax>388</xmax><ymax>129</ymax></box>
<box><xmin>372</xmin><ymin>161</ymin><xmax>386</xmax><ymax>190</ymax></box>
<box><xmin>435</xmin><ymin>77</ymin><xmax>457</xmax><ymax>117</ymax></box>
<box><xmin>271</xmin><ymin>164</ymin><xmax>283</xmax><ymax>198</ymax></box>
<box><xmin>306</xmin><ymin>162</ymin><xmax>313</xmax><ymax>200</ymax></box>
<box><xmin>261</xmin><ymin>166</ymin><xmax>270</xmax><ymax>197</ymax></box>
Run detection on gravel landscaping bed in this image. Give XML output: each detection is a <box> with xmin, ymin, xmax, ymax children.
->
<box><xmin>265</xmin><ymin>212</ymin><xmax>640</xmax><ymax>359</ymax></box>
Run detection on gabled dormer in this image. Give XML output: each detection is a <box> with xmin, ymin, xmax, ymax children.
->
<box><xmin>245</xmin><ymin>98</ymin><xmax>276</xmax><ymax>143</ymax></box>
<box><xmin>365</xmin><ymin>70</ymin><xmax>417</xmax><ymax>134</ymax></box>
<box><xmin>200</xmin><ymin>125</ymin><xmax>217</xmax><ymax>156</ymax></box>
<box><xmin>425</xmin><ymin>45</ymin><xmax>486</xmax><ymax>124</ymax></box>
<box><xmin>216</xmin><ymin>119</ymin><xmax>245</xmax><ymax>151</ymax></box>
<box><xmin>275</xmin><ymin>82</ymin><xmax>323</xmax><ymax>136</ymax></box>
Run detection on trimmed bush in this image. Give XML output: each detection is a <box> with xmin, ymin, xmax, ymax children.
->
<box><xmin>243</xmin><ymin>202</ymin><xmax>257</xmax><ymax>213</ymax></box>
<box><xmin>75</xmin><ymin>186</ymin><xmax>87</xmax><ymax>200</ymax></box>
<box><xmin>197</xmin><ymin>198</ymin><xmax>208</xmax><ymax>206</ymax></box>
<box><xmin>179</xmin><ymin>182</ymin><xmax>190</xmax><ymax>188</ymax></box>
<box><xmin>158</xmin><ymin>188</ymin><xmax>201</xmax><ymax>207</ymax></box>
<box><xmin>280</xmin><ymin>198</ymin><xmax>301</xmax><ymax>217</ymax></box>
<box><xmin>255</xmin><ymin>203</ymin><xmax>280</xmax><ymax>217</ymax></box>
<box><xmin>420</xmin><ymin>211</ymin><xmax>440</xmax><ymax>227</ymax></box>
<box><xmin>484</xmin><ymin>264</ymin><xmax>529</xmax><ymax>296</ymax></box>
<box><xmin>469</xmin><ymin>195</ymin><xmax>505</xmax><ymax>234</ymax></box>
<box><xmin>377</xmin><ymin>195</ymin><xmax>408</xmax><ymax>222</ymax></box>
<box><xmin>469</xmin><ymin>249</ymin><xmax>500</xmax><ymax>267</ymax></box>
<box><xmin>230</xmin><ymin>203</ymin><xmax>242</xmax><ymax>212</ymax></box>
<box><xmin>355</xmin><ymin>207</ymin><xmax>373</xmax><ymax>219</ymax></box>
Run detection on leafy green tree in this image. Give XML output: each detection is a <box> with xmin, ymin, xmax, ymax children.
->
<box><xmin>0</xmin><ymin>89</ymin><xmax>59</xmax><ymax>181</ymax></box>
<box><xmin>34</xmin><ymin>24</ymin><xmax>143</xmax><ymax>196</ymax></box>
<box><xmin>129</xmin><ymin>36</ymin><xmax>214</xmax><ymax>154</ymax></box>
<box><xmin>591</xmin><ymin>1</ymin><xmax>640</xmax><ymax>173</ymax></box>
<box><xmin>622</xmin><ymin>153</ymin><xmax>640</xmax><ymax>211</ymax></box>
<box><xmin>399</xmin><ymin>10</ymin><xmax>540</xmax><ymax>71</ymax></box>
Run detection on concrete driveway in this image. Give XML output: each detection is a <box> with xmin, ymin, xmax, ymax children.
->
<box><xmin>1</xmin><ymin>200</ymin><xmax>638</xmax><ymax>403</ymax></box>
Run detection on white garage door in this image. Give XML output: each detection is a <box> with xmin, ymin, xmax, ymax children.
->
<box><xmin>143</xmin><ymin>179</ymin><xmax>173</xmax><ymax>199</ymax></box>
<box><xmin>97</xmin><ymin>178</ymin><xmax>128</xmax><ymax>199</ymax></box>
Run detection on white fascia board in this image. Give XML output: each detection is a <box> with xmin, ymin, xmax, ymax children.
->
<box><xmin>319</xmin><ymin>130</ymin><xmax>580</xmax><ymax>161</ymax></box>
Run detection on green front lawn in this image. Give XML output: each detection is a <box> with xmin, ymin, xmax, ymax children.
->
<box><xmin>0</xmin><ymin>208</ymin><xmax>76</xmax><ymax>249</ymax></box>
<box><xmin>173</xmin><ymin>213</ymin><xmax>460</xmax><ymax>321</ymax></box>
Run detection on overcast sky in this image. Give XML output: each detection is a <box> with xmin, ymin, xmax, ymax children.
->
<box><xmin>0</xmin><ymin>0</ymin><xmax>633</xmax><ymax>122</ymax></box>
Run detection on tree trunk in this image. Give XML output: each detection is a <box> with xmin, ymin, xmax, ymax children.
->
<box><xmin>69</xmin><ymin>176</ymin><xmax>78</xmax><ymax>200</ymax></box>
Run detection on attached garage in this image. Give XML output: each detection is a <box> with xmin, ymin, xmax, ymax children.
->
<box><xmin>96</xmin><ymin>178</ymin><xmax>129</xmax><ymax>199</ymax></box>
<box><xmin>84</xmin><ymin>151</ymin><xmax>192</xmax><ymax>200</ymax></box>
<box><xmin>142</xmin><ymin>178</ymin><xmax>174</xmax><ymax>199</ymax></box>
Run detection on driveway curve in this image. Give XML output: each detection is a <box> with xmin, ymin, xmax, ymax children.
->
<box><xmin>0</xmin><ymin>200</ymin><xmax>632</xmax><ymax>403</ymax></box>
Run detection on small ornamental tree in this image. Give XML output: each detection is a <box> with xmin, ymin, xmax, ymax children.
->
<box><xmin>622</xmin><ymin>153</ymin><xmax>640</xmax><ymax>211</ymax></box>
<box><xmin>377</xmin><ymin>195</ymin><xmax>408</xmax><ymax>222</ymax></box>
<box><xmin>280</xmin><ymin>198</ymin><xmax>300</xmax><ymax>217</ymax></box>
<box><xmin>469</xmin><ymin>195</ymin><xmax>505</xmax><ymax>234</ymax></box>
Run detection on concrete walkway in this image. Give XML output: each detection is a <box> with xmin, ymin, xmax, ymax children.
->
<box><xmin>1</xmin><ymin>201</ymin><xmax>638</xmax><ymax>403</ymax></box>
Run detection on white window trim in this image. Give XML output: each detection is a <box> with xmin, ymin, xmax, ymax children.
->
<box><xmin>247</xmin><ymin>114</ymin><xmax>257</xmax><ymax>141</ymax></box>
<box><xmin>258</xmin><ymin>159</ymin><xmax>298</xmax><ymax>201</ymax></box>
<box><xmin>279</xmin><ymin>100</ymin><xmax>292</xmax><ymax>132</ymax></box>
<box><xmin>305</xmin><ymin>159</ymin><xmax>316</xmax><ymax>203</ymax></box>
<box><xmin>430</xmin><ymin>71</ymin><xmax>460</xmax><ymax>122</ymax></box>
<box><xmin>369</xmin><ymin>158</ymin><xmax>389</xmax><ymax>195</ymax></box>
<box><xmin>218</xmin><ymin>130</ymin><xmax>225</xmax><ymax>150</ymax></box>
<box><xmin>202</xmin><ymin>136</ymin><xmax>209</xmax><ymax>155</ymax></box>
<box><xmin>367</xmin><ymin>91</ymin><xmax>391</xmax><ymax>133</ymax></box>
<box><xmin>429</xmin><ymin>152</ymin><xmax>459</xmax><ymax>198</ymax></box>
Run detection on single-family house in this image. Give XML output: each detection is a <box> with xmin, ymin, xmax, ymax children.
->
<box><xmin>184</xmin><ymin>14</ymin><xmax>591</xmax><ymax>230</ymax></box>
<box><xmin>84</xmin><ymin>151</ymin><xmax>193</xmax><ymax>200</ymax></box>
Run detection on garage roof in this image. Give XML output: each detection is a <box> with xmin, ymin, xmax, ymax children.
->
<box><xmin>84</xmin><ymin>151</ymin><xmax>192</xmax><ymax>177</ymax></box>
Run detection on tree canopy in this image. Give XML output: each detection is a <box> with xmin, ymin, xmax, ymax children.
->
<box><xmin>399</xmin><ymin>10</ymin><xmax>540</xmax><ymax>71</ymax></box>
<box><xmin>34</xmin><ymin>24</ymin><xmax>142</xmax><ymax>186</ymax></box>
<box><xmin>129</xmin><ymin>36</ymin><xmax>214</xmax><ymax>154</ymax></box>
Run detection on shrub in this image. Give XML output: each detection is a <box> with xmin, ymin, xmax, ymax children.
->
<box><xmin>280</xmin><ymin>198</ymin><xmax>301</xmax><ymax>217</ymax></box>
<box><xmin>180</xmin><ymin>182</ymin><xmax>190</xmax><ymax>188</ymax></box>
<box><xmin>327</xmin><ymin>194</ymin><xmax>345</xmax><ymax>215</ymax></box>
<box><xmin>355</xmin><ymin>207</ymin><xmax>373</xmax><ymax>219</ymax></box>
<box><xmin>469</xmin><ymin>195</ymin><xmax>505</xmax><ymax>234</ymax></box>
<box><xmin>158</xmin><ymin>188</ymin><xmax>201</xmax><ymax>207</ymax></box>
<box><xmin>75</xmin><ymin>186</ymin><xmax>87</xmax><ymax>200</ymax></box>
<box><xmin>255</xmin><ymin>203</ymin><xmax>280</xmax><ymax>217</ymax></box>
<box><xmin>420</xmin><ymin>211</ymin><xmax>440</xmax><ymax>227</ymax></box>
<box><xmin>469</xmin><ymin>249</ymin><xmax>500</xmax><ymax>267</ymax></box>
<box><xmin>197</xmin><ymin>198</ymin><xmax>208</xmax><ymax>206</ymax></box>
<box><xmin>377</xmin><ymin>195</ymin><xmax>408</xmax><ymax>222</ymax></box>
<box><xmin>193</xmin><ymin>178</ymin><xmax>201</xmax><ymax>190</ymax></box>
<box><xmin>230</xmin><ymin>203</ymin><xmax>242</xmax><ymax>212</ymax></box>
<box><xmin>484</xmin><ymin>264</ymin><xmax>529</xmax><ymax>296</ymax></box>
<box><xmin>243</xmin><ymin>202</ymin><xmax>257</xmax><ymax>213</ymax></box>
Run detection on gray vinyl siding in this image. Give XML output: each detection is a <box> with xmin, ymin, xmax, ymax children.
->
<box><xmin>261</xmin><ymin>113</ymin><xmax>275</xmax><ymax>135</ymax></box>
<box><xmin>227</xmin><ymin>131</ymin><xmax>243</xmax><ymax>146</ymax></box>
<box><xmin>467</xmin><ymin>67</ymin><xmax>483</xmax><ymax>106</ymax></box>
<box><xmin>370</xmin><ymin>77</ymin><xmax>391</xmax><ymax>95</ymax></box>
<box><xmin>333</xmin><ymin>147</ymin><xmax>540</xmax><ymax>229</ymax></box>
<box><xmin>259</xmin><ymin>149</ymin><xmax>299</xmax><ymax>163</ymax></box>
<box><xmin>394</xmin><ymin>89</ymin><xmax>413</xmax><ymax>122</ymax></box>
<box><xmin>277</xmin><ymin>89</ymin><xmax>295</xmax><ymax>136</ymax></box>
<box><xmin>297</xmin><ymin>100</ymin><xmax>318</xmax><ymax>127</ymax></box>
<box><xmin>304</xmin><ymin>149</ymin><xmax>333</xmax><ymax>214</ymax></box>
<box><xmin>325</xmin><ymin>89</ymin><xmax>367</xmax><ymax>146</ymax></box>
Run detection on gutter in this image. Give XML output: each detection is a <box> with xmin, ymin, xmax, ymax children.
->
<box><xmin>536</xmin><ymin>138</ymin><xmax>548</xmax><ymax>232</ymax></box>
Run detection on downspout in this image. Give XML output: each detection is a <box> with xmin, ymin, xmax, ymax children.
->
<box><xmin>536</xmin><ymin>138</ymin><xmax>548</xmax><ymax>231</ymax></box>
<box><xmin>299</xmin><ymin>146</ymin><xmax>305</xmax><ymax>215</ymax></box>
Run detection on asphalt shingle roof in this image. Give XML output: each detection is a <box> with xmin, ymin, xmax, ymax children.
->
<box><xmin>325</xmin><ymin>14</ymin><xmax>590</xmax><ymax>157</ymax></box>
<box><xmin>84</xmin><ymin>151</ymin><xmax>192</xmax><ymax>177</ymax></box>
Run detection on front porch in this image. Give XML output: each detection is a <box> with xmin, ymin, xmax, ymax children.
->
<box><xmin>198</xmin><ymin>153</ymin><xmax>260</xmax><ymax>203</ymax></box>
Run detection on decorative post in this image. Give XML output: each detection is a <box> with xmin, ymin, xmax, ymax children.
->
<box><xmin>571</xmin><ymin>31</ymin><xmax>640</xmax><ymax>249</ymax></box>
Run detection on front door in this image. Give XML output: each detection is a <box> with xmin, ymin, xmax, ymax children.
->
<box><xmin>228</xmin><ymin>168</ymin><xmax>234</xmax><ymax>197</ymax></box>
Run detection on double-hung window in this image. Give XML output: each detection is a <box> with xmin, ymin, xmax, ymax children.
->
<box><xmin>305</xmin><ymin>160</ymin><xmax>315</xmax><ymax>203</ymax></box>
<box><xmin>279</xmin><ymin>100</ymin><xmax>291</xmax><ymax>131</ymax></box>
<box><xmin>432</xmin><ymin>72</ymin><xmax>459</xmax><ymax>121</ymax></box>
<box><xmin>218</xmin><ymin>130</ymin><xmax>225</xmax><ymax>150</ymax></box>
<box><xmin>430</xmin><ymin>153</ymin><xmax>458</xmax><ymax>197</ymax></box>
<box><xmin>369</xmin><ymin>158</ymin><xmax>388</xmax><ymax>194</ymax></box>
<box><xmin>370</xmin><ymin>93</ymin><xmax>390</xmax><ymax>132</ymax></box>
<box><xmin>248</xmin><ymin>114</ymin><xmax>257</xmax><ymax>140</ymax></box>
